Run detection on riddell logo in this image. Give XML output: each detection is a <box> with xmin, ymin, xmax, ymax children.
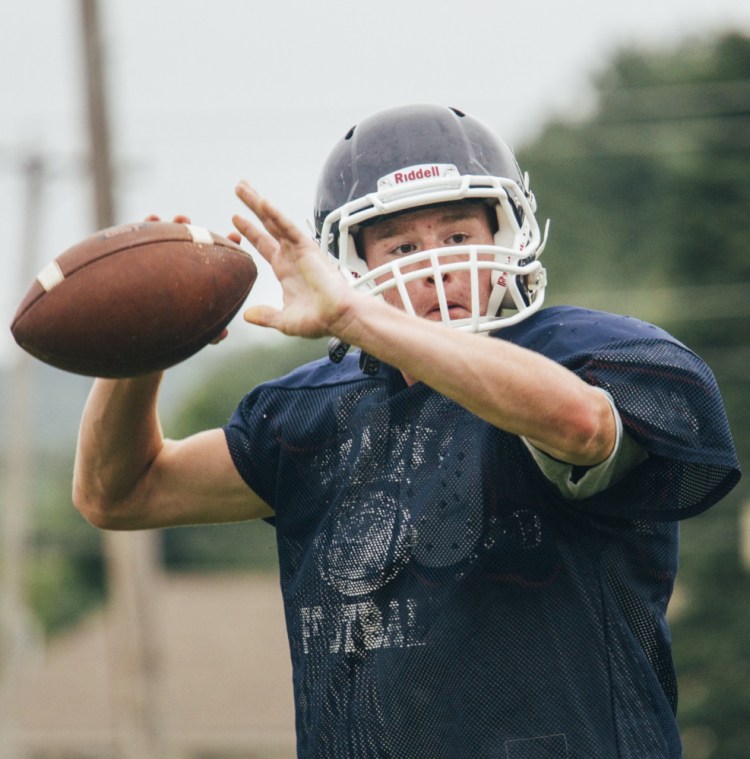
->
<box><xmin>378</xmin><ymin>163</ymin><xmax>457</xmax><ymax>189</ymax></box>
<box><xmin>393</xmin><ymin>165</ymin><xmax>441</xmax><ymax>183</ymax></box>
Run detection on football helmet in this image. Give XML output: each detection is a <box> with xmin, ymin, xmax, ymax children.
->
<box><xmin>314</xmin><ymin>104</ymin><xmax>548</xmax><ymax>339</ymax></box>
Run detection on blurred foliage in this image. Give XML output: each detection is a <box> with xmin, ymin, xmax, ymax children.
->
<box><xmin>520</xmin><ymin>33</ymin><xmax>750</xmax><ymax>296</ymax></box>
<box><xmin>26</xmin><ymin>453</ymin><xmax>105</xmax><ymax>635</ymax></box>
<box><xmin>673</xmin><ymin>499</ymin><xmax>750</xmax><ymax>759</ymax></box>
<box><xmin>10</xmin><ymin>28</ymin><xmax>750</xmax><ymax>757</ymax></box>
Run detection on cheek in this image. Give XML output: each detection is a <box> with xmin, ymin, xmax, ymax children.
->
<box><xmin>382</xmin><ymin>287</ymin><xmax>404</xmax><ymax>309</ymax></box>
<box><xmin>371</xmin><ymin>270</ymin><xmax>404</xmax><ymax>308</ymax></box>
<box><xmin>372</xmin><ymin>262</ymin><xmax>430</xmax><ymax>308</ymax></box>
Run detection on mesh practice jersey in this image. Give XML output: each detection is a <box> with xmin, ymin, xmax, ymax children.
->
<box><xmin>225</xmin><ymin>306</ymin><xmax>740</xmax><ymax>759</ymax></box>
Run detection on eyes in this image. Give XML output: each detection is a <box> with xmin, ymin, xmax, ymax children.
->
<box><xmin>360</xmin><ymin>208</ymin><xmax>497</xmax><ymax>266</ymax></box>
<box><xmin>387</xmin><ymin>232</ymin><xmax>472</xmax><ymax>257</ymax></box>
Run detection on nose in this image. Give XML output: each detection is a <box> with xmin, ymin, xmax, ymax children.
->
<box><xmin>426</xmin><ymin>267</ymin><xmax>452</xmax><ymax>285</ymax></box>
<box><xmin>425</xmin><ymin>249</ymin><xmax>466</xmax><ymax>285</ymax></box>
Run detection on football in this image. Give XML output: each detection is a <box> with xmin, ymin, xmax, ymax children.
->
<box><xmin>10</xmin><ymin>221</ymin><xmax>258</xmax><ymax>378</ymax></box>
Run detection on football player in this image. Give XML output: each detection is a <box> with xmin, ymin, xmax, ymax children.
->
<box><xmin>74</xmin><ymin>104</ymin><xmax>741</xmax><ymax>758</ymax></box>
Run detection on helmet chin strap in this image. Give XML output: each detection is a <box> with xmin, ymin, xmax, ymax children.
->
<box><xmin>327</xmin><ymin>337</ymin><xmax>381</xmax><ymax>376</ymax></box>
<box><xmin>486</xmin><ymin>272</ymin><xmax>509</xmax><ymax>318</ymax></box>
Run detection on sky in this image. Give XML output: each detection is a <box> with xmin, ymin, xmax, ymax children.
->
<box><xmin>2</xmin><ymin>0</ymin><xmax>749</xmax><ymax>372</ymax></box>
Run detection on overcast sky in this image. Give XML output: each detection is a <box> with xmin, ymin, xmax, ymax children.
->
<box><xmin>2</xmin><ymin>0</ymin><xmax>749</xmax><ymax>370</ymax></box>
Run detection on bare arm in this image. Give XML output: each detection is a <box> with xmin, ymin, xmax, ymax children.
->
<box><xmin>73</xmin><ymin>215</ymin><xmax>272</xmax><ymax>530</ymax></box>
<box><xmin>232</xmin><ymin>182</ymin><xmax>615</xmax><ymax>467</ymax></box>
<box><xmin>73</xmin><ymin>368</ymin><xmax>272</xmax><ymax>531</ymax></box>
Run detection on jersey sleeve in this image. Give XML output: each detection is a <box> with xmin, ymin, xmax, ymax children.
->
<box><xmin>522</xmin><ymin>389</ymin><xmax>649</xmax><ymax>500</ymax></box>
<box><xmin>502</xmin><ymin>307</ymin><xmax>741</xmax><ymax>521</ymax></box>
<box><xmin>221</xmin><ymin>354</ymin><xmax>368</xmax><ymax>517</ymax></box>
<box><xmin>223</xmin><ymin>385</ymin><xmax>281</xmax><ymax>513</ymax></box>
<box><xmin>565</xmin><ymin>336</ymin><xmax>740</xmax><ymax>520</ymax></box>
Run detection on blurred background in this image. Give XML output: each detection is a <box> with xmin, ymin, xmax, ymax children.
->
<box><xmin>1</xmin><ymin>1</ymin><xmax>749</xmax><ymax>757</ymax></box>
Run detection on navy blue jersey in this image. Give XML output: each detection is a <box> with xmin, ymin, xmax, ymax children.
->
<box><xmin>224</xmin><ymin>306</ymin><xmax>740</xmax><ymax>759</ymax></box>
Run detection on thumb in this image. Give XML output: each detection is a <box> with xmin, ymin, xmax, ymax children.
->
<box><xmin>243</xmin><ymin>305</ymin><xmax>282</xmax><ymax>329</ymax></box>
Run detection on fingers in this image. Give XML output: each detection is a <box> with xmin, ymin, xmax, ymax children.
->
<box><xmin>235</xmin><ymin>181</ymin><xmax>306</xmax><ymax>245</ymax></box>
<box><xmin>209</xmin><ymin>328</ymin><xmax>229</xmax><ymax>345</ymax></box>
<box><xmin>232</xmin><ymin>213</ymin><xmax>279</xmax><ymax>263</ymax></box>
<box><xmin>243</xmin><ymin>304</ymin><xmax>282</xmax><ymax>330</ymax></box>
<box><xmin>143</xmin><ymin>214</ymin><xmax>192</xmax><ymax>224</ymax></box>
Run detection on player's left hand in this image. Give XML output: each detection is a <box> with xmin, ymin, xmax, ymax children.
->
<box><xmin>232</xmin><ymin>181</ymin><xmax>356</xmax><ymax>340</ymax></box>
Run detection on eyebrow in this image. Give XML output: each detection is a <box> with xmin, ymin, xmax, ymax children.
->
<box><xmin>366</xmin><ymin>206</ymin><xmax>483</xmax><ymax>242</ymax></box>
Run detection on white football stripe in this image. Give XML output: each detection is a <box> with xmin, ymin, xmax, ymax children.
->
<box><xmin>37</xmin><ymin>260</ymin><xmax>65</xmax><ymax>291</ymax></box>
<box><xmin>185</xmin><ymin>224</ymin><xmax>213</xmax><ymax>244</ymax></box>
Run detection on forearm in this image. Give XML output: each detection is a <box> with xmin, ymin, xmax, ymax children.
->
<box><xmin>73</xmin><ymin>373</ymin><xmax>165</xmax><ymax>521</ymax></box>
<box><xmin>231</xmin><ymin>185</ymin><xmax>614</xmax><ymax>464</ymax></box>
<box><xmin>336</xmin><ymin>296</ymin><xmax>615</xmax><ymax>466</ymax></box>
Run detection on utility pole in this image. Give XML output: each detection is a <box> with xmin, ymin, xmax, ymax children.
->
<box><xmin>80</xmin><ymin>0</ymin><xmax>114</xmax><ymax>227</ymax></box>
<box><xmin>79</xmin><ymin>1</ymin><xmax>167</xmax><ymax>756</ymax></box>
<box><xmin>740</xmin><ymin>502</ymin><xmax>750</xmax><ymax>572</ymax></box>
<box><xmin>0</xmin><ymin>153</ymin><xmax>45</xmax><ymax>759</ymax></box>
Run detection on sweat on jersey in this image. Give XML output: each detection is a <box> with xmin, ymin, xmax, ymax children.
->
<box><xmin>224</xmin><ymin>305</ymin><xmax>740</xmax><ymax>759</ymax></box>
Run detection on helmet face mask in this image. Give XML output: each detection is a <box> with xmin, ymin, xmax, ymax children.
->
<box><xmin>314</xmin><ymin>105</ymin><xmax>548</xmax><ymax>333</ymax></box>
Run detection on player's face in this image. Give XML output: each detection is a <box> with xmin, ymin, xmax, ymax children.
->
<box><xmin>360</xmin><ymin>203</ymin><xmax>496</xmax><ymax>322</ymax></box>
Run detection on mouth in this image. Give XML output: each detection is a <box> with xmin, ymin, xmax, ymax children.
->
<box><xmin>425</xmin><ymin>302</ymin><xmax>470</xmax><ymax>320</ymax></box>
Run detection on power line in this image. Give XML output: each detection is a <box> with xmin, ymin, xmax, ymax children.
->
<box><xmin>524</xmin><ymin>78</ymin><xmax>750</xmax><ymax>159</ymax></box>
<box><xmin>527</xmin><ymin>117</ymin><xmax>750</xmax><ymax>160</ymax></box>
<box><xmin>552</xmin><ymin>281</ymin><xmax>750</xmax><ymax>325</ymax></box>
<box><xmin>598</xmin><ymin>79</ymin><xmax>750</xmax><ymax>123</ymax></box>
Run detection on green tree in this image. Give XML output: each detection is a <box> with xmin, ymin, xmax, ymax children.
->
<box><xmin>518</xmin><ymin>31</ymin><xmax>750</xmax><ymax>757</ymax></box>
<box><xmin>27</xmin><ymin>452</ymin><xmax>106</xmax><ymax>635</ymax></box>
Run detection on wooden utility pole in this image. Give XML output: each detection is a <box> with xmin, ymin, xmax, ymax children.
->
<box><xmin>80</xmin><ymin>0</ymin><xmax>115</xmax><ymax>227</ymax></box>
<box><xmin>0</xmin><ymin>153</ymin><xmax>45</xmax><ymax>759</ymax></box>
<box><xmin>79</xmin><ymin>1</ymin><xmax>167</xmax><ymax>756</ymax></box>
<box><xmin>740</xmin><ymin>501</ymin><xmax>750</xmax><ymax>572</ymax></box>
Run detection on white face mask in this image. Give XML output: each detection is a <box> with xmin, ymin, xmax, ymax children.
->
<box><xmin>319</xmin><ymin>172</ymin><xmax>549</xmax><ymax>334</ymax></box>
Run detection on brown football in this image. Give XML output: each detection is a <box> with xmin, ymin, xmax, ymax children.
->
<box><xmin>10</xmin><ymin>221</ymin><xmax>258</xmax><ymax>378</ymax></box>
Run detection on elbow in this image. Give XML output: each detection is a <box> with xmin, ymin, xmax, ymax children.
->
<box><xmin>72</xmin><ymin>487</ymin><xmax>116</xmax><ymax>530</ymax></box>
<box><xmin>72</xmin><ymin>478</ymin><xmax>138</xmax><ymax>531</ymax></box>
<box><xmin>527</xmin><ymin>391</ymin><xmax>616</xmax><ymax>467</ymax></box>
<box><xmin>564</xmin><ymin>394</ymin><xmax>617</xmax><ymax>466</ymax></box>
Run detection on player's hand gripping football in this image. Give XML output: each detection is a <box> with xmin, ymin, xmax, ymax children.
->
<box><xmin>232</xmin><ymin>181</ymin><xmax>356</xmax><ymax>340</ymax></box>
<box><xmin>145</xmin><ymin>212</ymin><xmax>237</xmax><ymax>345</ymax></box>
